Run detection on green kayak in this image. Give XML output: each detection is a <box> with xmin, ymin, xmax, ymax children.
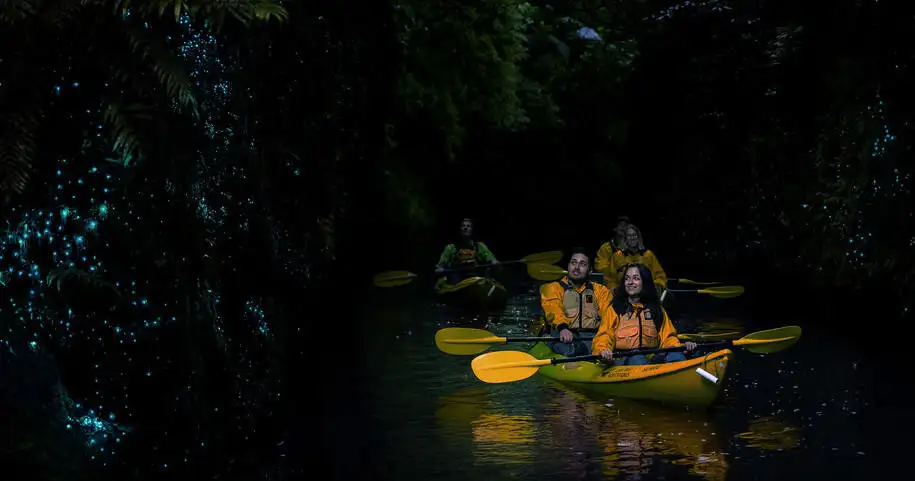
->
<box><xmin>434</xmin><ymin>276</ymin><xmax>508</xmax><ymax>315</ymax></box>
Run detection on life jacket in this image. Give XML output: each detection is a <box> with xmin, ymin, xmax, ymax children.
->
<box><xmin>457</xmin><ymin>246</ymin><xmax>477</xmax><ymax>265</ymax></box>
<box><xmin>613</xmin><ymin>249</ymin><xmax>648</xmax><ymax>273</ymax></box>
<box><xmin>613</xmin><ymin>302</ymin><xmax>660</xmax><ymax>350</ymax></box>
<box><xmin>450</xmin><ymin>239</ymin><xmax>480</xmax><ymax>267</ymax></box>
<box><xmin>559</xmin><ymin>279</ymin><xmax>601</xmax><ymax>331</ymax></box>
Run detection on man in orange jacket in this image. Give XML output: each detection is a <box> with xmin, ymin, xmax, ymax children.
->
<box><xmin>540</xmin><ymin>248</ymin><xmax>613</xmax><ymax>356</ymax></box>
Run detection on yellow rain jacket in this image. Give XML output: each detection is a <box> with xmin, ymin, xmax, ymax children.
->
<box><xmin>596</xmin><ymin>247</ymin><xmax>668</xmax><ymax>291</ymax></box>
<box><xmin>540</xmin><ymin>277</ymin><xmax>613</xmax><ymax>332</ymax></box>
<box><xmin>591</xmin><ymin>301</ymin><xmax>681</xmax><ymax>355</ymax></box>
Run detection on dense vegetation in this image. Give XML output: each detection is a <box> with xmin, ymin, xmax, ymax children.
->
<box><xmin>1</xmin><ymin>0</ymin><xmax>912</xmax><ymax>479</ymax></box>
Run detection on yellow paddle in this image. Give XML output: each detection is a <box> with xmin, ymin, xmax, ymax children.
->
<box><xmin>677</xmin><ymin>331</ymin><xmax>741</xmax><ymax>341</ymax></box>
<box><xmin>374</xmin><ymin>250</ymin><xmax>563</xmax><ymax>287</ymax></box>
<box><xmin>528</xmin><ymin>264</ymin><xmax>744</xmax><ymax>299</ymax></box>
<box><xmin>588</xmin><ymin>274</ymin><xmax>722</xmax><ymax>286</ymax></box>
<box><xmin>470</xmin><ymin>326</ymin><xmax>802</xmax><ymax>384</ymax></box>
<box><xmin>666</xmin><ymin>285</ymin><xmax>745</xmax><ymax>298</ymax></box>
<box><xmin>669</xmin><ymin>278</ymin><xmax>723</xmax><ymax>286</ymax></box>
<box><xmin>435</xmin><ymin>327</ymin><xmax>743</xmax><ymax>356</ymax></box>
<box><xmin>526</xmin><ymin>263</ymin><xmax>568</xmax><ymax>281</ymax></box>
<box><xmin>435</xmin><ymin>327</ymin><xmax>556</xmax><ymax>355</ymax></box>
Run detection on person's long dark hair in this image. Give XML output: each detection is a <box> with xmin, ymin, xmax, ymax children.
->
<box><xmin>611</xmin><ymin>263</ymin><xmax>663</xmax><ymax>320</ymax></box>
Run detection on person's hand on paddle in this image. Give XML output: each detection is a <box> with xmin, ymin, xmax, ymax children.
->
<box><xmin>684</xmin><ymin>341</ymin><xmax>697</xmax><ymax>352</ymax></box>
<box><xmin>599</xmin><ymin>348</ymin><xmax>613</xmax><ymax>361</ymax></box>
<box><xmin>559</xmin><ymin>328</ymin><xmax>574</xmax><ymax>343</ymax></box>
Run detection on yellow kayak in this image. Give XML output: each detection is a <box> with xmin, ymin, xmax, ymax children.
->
<box><xmin>528</xmin><ymin>341</ymin><xmax>733</xmax><ymax>407</ymax></box>
<box><xmin>434</xmin><ymin>276</ymin><xmax>508</xmax><ymax>314</ymax></box>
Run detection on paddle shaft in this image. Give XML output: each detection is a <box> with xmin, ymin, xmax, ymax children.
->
<box><xmin>508</xmin><ymin>336</ymin><xmax>558</xmax><ymax>342</ymax></box>
<box><xmin>438</xmin><ymin>262</ymin><xmax>500</xmax><ymax>274</ymax></box>
<box><xmin>444</xmin><ymin>336</ymin><xmax>559</xmax><ymax>344</ymax></box>
<box><xmin>667</xmin><ymin>289</ymin><xmax>724</xmax><ymax>293</ymax></box>
<box><xmin>546</xmin><ymin>340</ymin><xmax>733</xmax><ymax>365</ymax></box>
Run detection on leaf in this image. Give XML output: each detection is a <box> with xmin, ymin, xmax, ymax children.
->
<box><xmin>123</xmin><ymin>22</ymin><xmax>199</xmax><ymax>116</ymax></box>
<box><xmin>0</xmin><ymin>106</ymin><xmax>42</xmax><ymax>196</ymax></box>
<box><xmin>102</xmin><ymin>102</ymin><xmax>152</xmax><ymax>166</ymax></box>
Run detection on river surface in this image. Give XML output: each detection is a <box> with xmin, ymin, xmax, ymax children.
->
<box><xmin>344</xmin><ymin>273</ymin><xmax>901</xmax><ymax>481</ymax></box>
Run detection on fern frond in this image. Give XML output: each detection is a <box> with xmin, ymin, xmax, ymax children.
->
<box><xmin>40</xmin><ymin>0</ymin><xmax>90</xmax><ymax>29</ymax></box>
<box><xmin>111</xmin><ymin>0</ymin><xmax>287</xmax><ymax>25</ymax></box>
<box><xmin>235</xmin><ymin>0</ymin><xmax>288</xmax><ymax>23</ymax></box>
<box><xmin>123</xmin><ymin>21</ymin><xmax>199</xmax><ymax>115</ymax></box>
<box><xmin>0</xmin><ymin>0</ymin><xmax>38</xmax><ymax>25</ymax></box>
<box><xmin>46</xmin><ymin>267</ymin><xmax>123</xmax><ymax>298</ymax></box>
<box><xmin>0</xmin><ymin>106</ymin><xmax>43</xmax><ymax>196</ymax></box>
<box><xmin>101</xmin><ymin>102</ymin><xmax>153</xmax><ymax>166</ymax></box>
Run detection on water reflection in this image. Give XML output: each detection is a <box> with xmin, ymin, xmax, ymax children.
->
<box><xmin>471</xmin><ymin>414</ymin><xmax>537</xmax><ymax>465</ymax></box>
<box><xmin>437</xmin><ymin>384</ymin><xmax>732</xmax><ymax>479</ymax></box>
<box><xmin>436</xmin><ymin>387</ymin><xmax>538</xmax><ymax>467</ymax></box>
<box><xmin>735</xmin><ymin>416</ymin><xmax>801</xmax><ymax>451</ymax></box>
<box><xmin>544</xmin><ymin>388</ymin><xmax>729</xmax><ymax>480</ymax></box>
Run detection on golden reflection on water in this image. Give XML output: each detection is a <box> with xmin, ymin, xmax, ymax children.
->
<box><xmin>436</xmin><ymin>385</ymin><xmax>732</xmax><ymax>479</ymax></box>
<box><xmin>470</xmin><ymin>414</ymin><xmax>537</xmax><ymax>465</ymax></box>
<box><xmin>436</xmin><ymin>388</ymin><xmax>537</xmax><ymax>466</ymax></box>
<box><xmin>735</xmin><ymin>416</ymin><xmax>801</xmax><ymax>451</ymax></box>
<box><xmin>547</xmin><ymin>389</ymin><xmax>729</xmax><ymax>480</ymax></box>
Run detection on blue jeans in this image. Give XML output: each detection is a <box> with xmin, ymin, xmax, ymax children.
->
<box><xmin>612</xmin><ymin>351</ymin><xmax>687</xmax><ymax>366</ymax></box>
<box><xmin>549</xmin><ymin>330</ymin><xmax>596</xmax><ymax>357</ymax></box>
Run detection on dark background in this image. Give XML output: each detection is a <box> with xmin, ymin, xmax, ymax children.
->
<box><xmin>2</xmin><ymin>0</ymin><xmax>913</xmax><ymax>480</ymax></box>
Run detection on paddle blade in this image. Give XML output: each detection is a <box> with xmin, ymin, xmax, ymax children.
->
<box><xmin>527</xmin><ymin>263</ymin><xmax>567</xmax><ymax>281</ymax></box>
<box><xmin>373</xmin><ymin>270</ymin><xmax>417</xmax><ymax>287</ymax></box>
<box><xmin>679</xmin><ymin>331</ymin><xmax>741</xmax><ymax>342</ymax></box>
<box><xmin>676</xmin><ymin>278</ymin><xmax>723</xmax><ymax>286</ymax></box>
<box><xmin>471</xmin><ymin>351</ymin><xmax>548</xmax><ymax>384</ymax></box>
<box><xmin>521</xmin><ymin>250</ymin><xmax>563</xmax><ymax>265</ymax></box>
<box><xmin>699</xmin><ymin>285</ymin><xmax>745</xmax><ymax>298</ymax></box>
<box><xmin>734</xmin><ymin>325</ymin><xmax>802</xmax><ymax>354</ymax></box>
<box><xmin>435</xmin><ymin>327</ymin><xmax>503</xmax><ymax>356</ymax></box>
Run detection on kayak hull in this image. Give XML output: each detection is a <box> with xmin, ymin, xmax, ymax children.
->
<box><xmin>434</xmin><ymin>276</ymin><xmax>508</xmax><ymax>314</ymax></box>
<box><xmin>529</xmin><ymin>342</ymin><xmax>733</xmax><ymax>408</ymax></box>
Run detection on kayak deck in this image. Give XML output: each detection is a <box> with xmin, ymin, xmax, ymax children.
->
<box><xmin>434</xmin><ymin>276</ymin><xmax>507</xmax><ymax>313</ymax></box>
<box><xmin>529</xmin><ymin>342</ymin><xmax>733</xmax><ymax>407</ymax></box>
<box><xmin>434</xmin><ymin>276</ymin><xmax>505</xmax><ymax>295</ymax></box>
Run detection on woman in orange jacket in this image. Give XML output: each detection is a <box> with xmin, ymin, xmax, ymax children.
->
<box><xmin>591</xmin><ymin>263</ymin><xmax>696</xmax><ymax>366</ymax></box>
<box><xmin>595</xmin><ymin>224</ymin><xmax>667</xmax><ymax>292</ymax></box>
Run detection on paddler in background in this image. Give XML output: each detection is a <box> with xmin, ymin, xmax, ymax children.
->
<box><xmin>596</xmin><ymin>223</ymin><xmax>668</xmax><ymax>293</ymax></box>
<box><xmin>595</xmin><ymin>215</ymin><xmax>630</xmax><ymax>283</ymax></box>
<box><xmin>540</xmin><ymin>248</ymin><xmax>613</xmax><ymax>356</ymax></box>
<box><xmin>434</xmin><ymin>217</ymin><xmax>499</xmax><ymax>283</ymax></box>
<box><xmin>592</xmin><ymin>263</ymin><xmax>697</xmax><ymax>365</ymax></box>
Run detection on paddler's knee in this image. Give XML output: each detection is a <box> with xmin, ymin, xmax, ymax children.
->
<box><xmin>612</xmin><ymin>354</ymin><xmax>649</xmax><ymax>366</ymax></box>
<box><xmin>652</xmin><ymin>351</ymin><xmax>687</xmax><ymax>363</ymax></box>
<box><xmin>549</xmin><ymin>341</ymin><xmax>577</xmax><ymax>357</ymax></box>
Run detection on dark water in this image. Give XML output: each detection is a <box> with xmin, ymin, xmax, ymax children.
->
<box><xmin>351</xmin><ymin>276</ymin><xmax>900</xmax><ymax>481</ymax></box>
